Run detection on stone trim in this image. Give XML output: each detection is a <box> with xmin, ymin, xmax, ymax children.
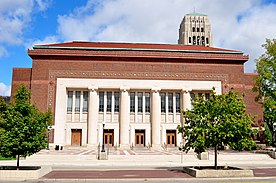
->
<box><xmin>47</xmin><ymin>70</ymin><xmax>228</xmax><ymax>111</ymax></box>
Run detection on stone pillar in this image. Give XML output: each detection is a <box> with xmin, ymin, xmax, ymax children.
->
<box><xmin>181</xmin><ymin>89</ymin><xmax>191</xmax><ymax>145</ymax></box>
<box><xmin>151</xmin><ymin>87</ymin><xmax>161</xmax><ymax>149</ymax></box>
<box><xmin>87</xmin><ymin>86</ymin><xmax>98</xmax><ymax>147</ymax></box>
<box><xmin>182</xmin><ymin>89</ymin><xmax>192</xmax><ymax>111</ymax></box>
<box><xmin>120</xmin><ymin>87</ymin><xmax>130</xmax><ymax>149</ymax></box>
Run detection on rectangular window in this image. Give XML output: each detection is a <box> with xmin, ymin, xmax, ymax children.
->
<box><xmin>75</xmin><ymin>91</ymin><xmax>80</xmax><ymax>112</ymax></box>
<box><xmin>205</xmin><ymin>93</ymin><xmax>210</xmax><ymax>101</ymax></box>
<box><xmin>99</xmin><ymin>91</ymin><xmax>104</xmax><ymax>112</ymax></box>
<box><xmin>190</xmin><ymin>93</ymin><xmax>195</xmax><ymax>102</ymax></box>
<box><xmin>175</xmin><ymin>93</ymin><xmax>180</xmax><ymax>113</ymax></box>
<box><xmin>107</xmin><ymin>92</ymin><xmax>112</xmax><ymax>112</ymax></box>
<box><xmin>138</xmin><ymin>92</ymin><xmax>143</xmax><ymax>112</ymax></box>
<box><xmin>161</xmin><ymin>93</ymin><xmax>166</xmax><ymax>113</ymax></box>
<box><xmin>114</xmin><ymin>92</ymin><xmax>120</xmax><ymax>112</ymax></box>
<box><xmin>198</xmin><ymin>93</ymin><xmax>203</xmax><ymax>99</ymax></box>
<box><xmin>130</xmin><ymin>92</ymin><xmax>135</xmax><ymax>112</ymax></box>
<box><xmin>145</xmin><ymin>92</ymin><xmax>150</xmax><ymax>113</ymax></box>
<box><xmin>67</xmin><ymin>91</ymin><xmax>73</xmax><ymax>112</ymax></box>
<box><xmin>168</xmin><ymin>93</ymin><xmax>173</xmax><ymax>113</ymax></box>
<box><xmin>83</xmin><ymin>91</ymin><xmax>88</xmax><ymax>112</ymax></box>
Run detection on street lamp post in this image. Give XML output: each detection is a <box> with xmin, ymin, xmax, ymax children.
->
<box><xmin>101</xmin><ymin>121</ymin><xmax>105</xmax><ymax>152</ymax></box>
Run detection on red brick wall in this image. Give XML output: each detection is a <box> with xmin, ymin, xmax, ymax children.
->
<box><xmin>11</xmin><ymin>68</ymin><xmax>32</xmax><ymax>100</ymax></box>
<box><xmin>12</xmin><ymin>49</ymin><xmax>262</xmax><ymax>127</ymax></box>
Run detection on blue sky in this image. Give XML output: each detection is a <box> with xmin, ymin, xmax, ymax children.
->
<box><xmin>1</xmin><ymin>0</ymin><xmax>276</xmax><ymax>96</ymax></box>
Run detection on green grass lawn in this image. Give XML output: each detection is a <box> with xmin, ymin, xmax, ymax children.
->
<box><xmin>0</xmin><ymin>155</ymin><xmax>15</xmax><ymax>160</ymax></box>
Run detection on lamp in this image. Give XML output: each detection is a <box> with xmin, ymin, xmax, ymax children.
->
<box><xmin>101</xmin><ymin>121</ymin><xmax>105</xmax><ymax>152</ymax></box>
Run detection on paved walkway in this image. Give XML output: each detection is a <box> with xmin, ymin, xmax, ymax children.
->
<box><xmin>1</xmin><ymin>147</ymin><xmax>276</xmax><ymax>180</ymax></box>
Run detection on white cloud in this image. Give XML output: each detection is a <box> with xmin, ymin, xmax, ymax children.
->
<box><xmin>54</xmin><ymin>0</ymin><xmax>276</xmax><ymax>73</ymax></box>
<box><xmin>0</xmin><ymin>46</ymin><xmax>8</xmax><ymax>57</ymax></box>
<box><xmin>25</xmin><ymin>35</ymin><xmax>59</xmax><ymax>50</ymax></box>
<box><xmin>0</xmin><ymin>83</ymin><xmax>11</xmax><ymax>96</ymax></box>
<box><xmin>0</xmin><ymin>0</ymin><xmax>51</xmax><ymax>57</ymax></box>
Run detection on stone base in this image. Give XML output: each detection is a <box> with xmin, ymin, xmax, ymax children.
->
<box><xmin>86</xmin><ymin>144</ymin><xmax>98</xmax><ymax>149</ymax></box>
<box><xmin>151</xmin><ymin>144</ymin><xmax>163</xmax><ymax>150</ymax></box>
<box><xmin>0</xmin><ymin>166</ymin><xmax>52</xmax><ymax>180</ymax></box>
<box><xmin>119</xmin><ymin>144</ymin><xmax>130</xmax><ymax>150</ymax></box>
<box><xmin>98</xmin><ymin>151</ymin><xmax>108</xmax><ymax>160</ymax></box>
<box><xmin>269</xmin><ymin>151</ymin><xmax>276</xmax><ymax>159</ymax></box>
<box><xmin>197</xmin><ymin>152</ymin><xmax>209</xmax><ymax>160</ymax></box>
<box><xmin>183</xmin><ymin>166</ymin><xmax>254</xmax><ymax>178</ymax></box>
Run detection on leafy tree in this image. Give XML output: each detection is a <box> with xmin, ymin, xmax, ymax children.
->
<box><xmin>0</xmin><ymin>85</ymin><xmax>52</xmax><ymax>169</ymax></box>
<box><xmin>178</xmin><ymin>90</ymin><xmax>256</xmax><ymax>169</ymax></box>
<box><xmin>253</xmin><ymin>39</ymin><xmax>276</xmax><ymax>145</ymax></box>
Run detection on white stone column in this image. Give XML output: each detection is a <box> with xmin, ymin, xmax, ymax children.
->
<box><xmin>142</xmin><ymin>92</ymin><xmax>145</xmax><ymax>123</ymax></box>
<box><xmin>103</xmin><ymin>91</ymin><xmax>107</xmax><ymax>122</ymax></box>
<box><xmin>134</xmin><ymin>92</ymin><xmax>138</xmax><ymax>123</ymax></box>
<box><xmin>151</xmin><ymin>87</ymin><xmax>161</xmax><ymax>149</ymax></box>
<box><xmin>182</xmin><ymin>89</ymin><xmax>192</xmax><ymax>111</ymax></box>
<box><xmin>72</xmin><ymin>91</ymin><xmax>76</xmax><ymax>122</ymax></box>
<box><xmin>120</xmin><ymin>87</ymin><xmax>130</xmax><ymax>149</ymax></box>
<box><xmin>165</xmin><ymin>92</ymin><xmax>168</xmax><ymax>123</ymax></box>
<box><xmin>80</xmin><ymin>91</ymin><xmax>83</xmax><ymax>122</ymax></box>
<box><xmin>111</xmin><ymin>92</ymin><xmax>115</xmax><ymax>123</ymax></box>
<box><xmin>54</xmin><ymin>84</ymin><xmax>67</xmax><ymax>147</ymax></box>
<box><xmin>173</xmin><ymin>93</ymin><xmax>176</xmax><ymax>123</ymax></box>
<box><xmin>87</xmin><ymin>86</ymin><xmax>98</xmax><ymax>147</ymax></box>
<box><xmin>181</xmin><ymin>89</ymin><xmax>191</xmax><ymax>145</ymax></box>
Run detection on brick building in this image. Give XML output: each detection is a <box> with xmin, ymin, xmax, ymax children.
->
<box><xmin>11</xmin><ymin>13</ymin><xmax>263</xmax><ymax>149</ymax></box>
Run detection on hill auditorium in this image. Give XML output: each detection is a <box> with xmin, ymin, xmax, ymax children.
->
<box><xmin>11</xmin><ymin>13</ymin><xmax>263</xmax><ymax>149</ymax></box>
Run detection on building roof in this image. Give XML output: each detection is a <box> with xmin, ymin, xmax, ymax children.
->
<box><xmin>186</xmin><ymin>12</ymin><xmax>207</xmax><ymax>16</ymax></box>
<box><xmin>29</xmin><ymin>41</ymin><xmax>249</xmax><ymax>62</ymax></box>
<box><xmin>33</xmin><ymin>41</ymin><xmax>242</xmax><ymax>54</ymax></box>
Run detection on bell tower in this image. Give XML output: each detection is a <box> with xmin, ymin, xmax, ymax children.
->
<box><xmin>178</xmin><ymin>12</ymin><xmax>213</xmax><ymax>46</ymax></box>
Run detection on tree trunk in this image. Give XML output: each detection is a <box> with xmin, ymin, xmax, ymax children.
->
<box><xmin>16</xmin><ymin>154</ymin><xmax>20</xmax><ymax>170</ymax></box>
<box><xmin>214</xmin><ymin>146</ymin><xmax>218</xmax><ymax>170</ymax></box>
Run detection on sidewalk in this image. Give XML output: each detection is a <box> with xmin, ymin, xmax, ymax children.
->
<box><xmin>0</xmin><ymin>147</ymin><xmax>276</xmax><ymax>180</ymax></box>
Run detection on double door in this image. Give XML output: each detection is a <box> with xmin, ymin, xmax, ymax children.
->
<box><xmin>135</xmin><ymin>130</ymin><xmax>145</xmax><ymax>147</ymax></box>
<box><xmin>166</xmin><ymin>130</ymin><xmax>176</xmax><ymax>147</ymax></box>
<box><xmin>71</xmin><ymin>129</ymin><xmax>82</xmax><ymax>146</ymax></box>
<box><xmin>104</xmin><ymin>129</ymin><xmax>114</xmax><ymax>146</ymax></box>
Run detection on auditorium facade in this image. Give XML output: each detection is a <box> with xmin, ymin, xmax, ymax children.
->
<box><xmin>11</xmin><ymin>13</ymin><xmax>263</xmax><ymax>149</ymax></box>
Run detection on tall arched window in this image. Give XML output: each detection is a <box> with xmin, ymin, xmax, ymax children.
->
<box><xmin>197</xmin><ymin>36</ymin><xmax>200</xmax><ymax>45</ymax></box>
<box><xmin>193</xmin><ymin>36</ymin><xmax>196</xmax><ymax>45</ymax></box>
<box><xmin>201</xmin><ymin>36</ymin><xmax>205</xmax><ymax>45</ymax></box>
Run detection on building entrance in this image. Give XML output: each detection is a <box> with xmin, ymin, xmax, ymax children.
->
<box><xmin>166</xmin><ymin>130</ymin><xmax>176</xmax><ymax>147</ymax></box>
<box><xmin>135</xmin><ymin>129</ymin><xmax>145</xmax><ymax>147</ymax></box>
<box><xmin>104</xmin><ymin>129</ymin><xmax>114</xmax><ymax>146</ymax></box>
<box><xmin>71</xmin><ymin>129</ymin><xmax>82</xmax><ymax>146</ymax></box>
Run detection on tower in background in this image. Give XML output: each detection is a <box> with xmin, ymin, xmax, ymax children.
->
<box><xmin>178</xmin><ymin>12</ymin><xmax>213</xmax><ymax>46</ymax></box>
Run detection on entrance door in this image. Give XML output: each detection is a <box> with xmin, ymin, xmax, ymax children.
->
<box><xmin>166</xmin><ymin>130</ymin><xmax>176</xmax><ymax>147</ymax></box>
<box><xmin>71</xmin><ymin>129</ymin><xmax>82</xmax><ymax>146</ymax></box>
<box><xmin>104</xmin><ymin>129</ymin><xmax>114</xmax><ymax>146</ymax></box>
<box><xmin>135</xmin><ymin>130</ymin><xmax>145</xmax><ymax>147</ymax></box>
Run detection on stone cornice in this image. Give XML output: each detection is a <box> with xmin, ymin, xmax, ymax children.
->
<box><xmin>28</xmin><ymin>49</ymin><xmax>248</xmax><ymax>62</ymax></box>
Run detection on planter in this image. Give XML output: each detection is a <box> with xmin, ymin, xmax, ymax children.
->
<box><xmin>183</xmin><ymin>166</ymin><xmax>254</xmax><ymax>178</ymax></box>
<box><xmin>0</xmin><ymin>166</ymin><xmax>52</xmax><ymax>180</ymax></box>
<box><xmin>268</xmin><ymin>151</ymin><xmax>276</xmax><ymax>159</ymax></box>
<box><xmin>197</xmin><ymin>152</ymin><xmax>209</xmax><ymax>160</ymax></box>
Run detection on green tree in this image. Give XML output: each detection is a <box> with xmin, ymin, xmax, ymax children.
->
<box><xmin>0</xmin><ymin>85</ymin><xmax>52</xmax><ymax>169</ymax></box>
<box><xmin>178</xmin><ymin>90</ymin><xmax>256</xmax><ymax>169</ymax></box>
<box><xmin>253</xmin><ymin>39</ymin><xmax>276</xmax><ymax>146</ymax></box>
